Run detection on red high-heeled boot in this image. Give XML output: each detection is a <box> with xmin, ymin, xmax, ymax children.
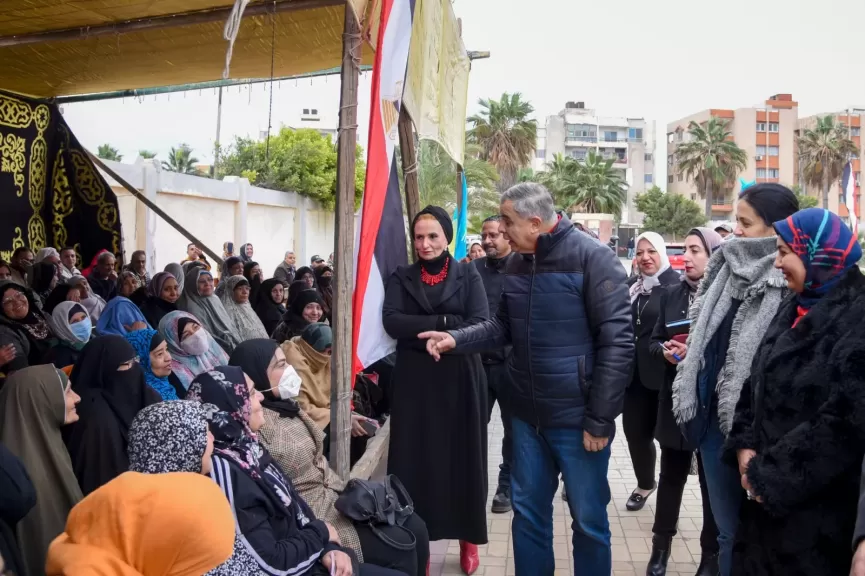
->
<box><xmin>426</xmin><ymin>558</ymin><xmax>431</xmax><ymax>576</ymax></box>
<box><xmin>459</xmin><ymin>541</ymin><xmax>479</xmax><ymax>575</ymax></box>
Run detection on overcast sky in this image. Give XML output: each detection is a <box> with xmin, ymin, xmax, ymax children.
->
<box><xmin>63</xmin><ymin>0</ymin><xmax>865</xmax><ymax>183</ymax></box>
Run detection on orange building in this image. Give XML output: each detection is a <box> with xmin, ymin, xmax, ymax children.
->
<box><xmin>666</xmin><ymin>94</ymin><xmax>799</xmax><ymax>222</ymax></box>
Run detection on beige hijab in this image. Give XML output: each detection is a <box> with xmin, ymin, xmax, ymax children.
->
<box><xmin>0</xmin><ymin>364</ymin><xmax>83</xmax><ymax>576</ymax></box>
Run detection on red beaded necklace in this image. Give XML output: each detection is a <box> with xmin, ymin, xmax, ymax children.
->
<box><xmin>420</xmin><ymin>258</ymin><xmax>449</xmax><ymax>286</ymax></box>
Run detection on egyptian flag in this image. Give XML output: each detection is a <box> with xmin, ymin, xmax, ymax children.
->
<box><xmin>352</xmin><ymin>0</ymin><xmax>415</xmax><ymax>375</ymax></box>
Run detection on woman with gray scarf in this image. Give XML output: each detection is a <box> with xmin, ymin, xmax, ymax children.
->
<box><xmin>671</xmin><ymin>183</ymin><xmax>798</xmax><ymax>576</ymax></box>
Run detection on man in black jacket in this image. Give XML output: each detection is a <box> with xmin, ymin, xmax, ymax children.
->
<box><xmin>474</xmin><ymin>215</ymin><xmax>516</xmax><ymax>514</ymax></box>
<box><xmin>420</xmin><ymin>183</ymin><xmax>633</xmax><ymax>576</ymax></box>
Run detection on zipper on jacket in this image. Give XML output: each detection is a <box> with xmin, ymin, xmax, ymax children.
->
<box><xmin>527</xmin><ymin>255</ymin><xmax>539</xmax><ymax>429</ymax></box>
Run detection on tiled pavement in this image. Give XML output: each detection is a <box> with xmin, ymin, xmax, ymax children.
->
<box><xmin>428</xmin><ymin>410</ymin><xmax>706</xmax><ymax>576</ymax></box>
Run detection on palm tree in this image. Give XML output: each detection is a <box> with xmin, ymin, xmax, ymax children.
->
<box><xmin>416</xmin><ymin>140</ymin><xmax>499</xmax><ymax>214</ymax></box>
<box><xmin>467</xmin><ymin>93</ymin><xmax>537</xmax><ymax>193</ymax></box>
<box><xmin>675</xmin><ymin>118</ymin><xmax>748</xmax><ymax>219</ymax></box>
<box><xmin>138</xmin><ymin>149</ymin><xmax>157</xmax><ymax>159</ymax></box>
<box><xmin>798</xmin><ymin>116</ymin><xmax>858</xmax><ymax>209</ymax></box>
<box><xmin>538</xmin><ymin>153</ymin><xmax>581</xmax><ymax>209</ymax></box>
<box><xmin>97</xmin><ymin>144</ymin><xmax>122</xmax><ymax>162</ymax></box>
<box><xmin>537</xmin><ymin>152</ymin><xmax>628</xmax><ymax>217</ymax></box>
<box><xmin>162</xmin><ymin>144</ymin><xmax>201</xmax><ymax>175</ymax></box>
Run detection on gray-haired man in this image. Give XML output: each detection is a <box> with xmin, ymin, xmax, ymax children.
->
<box><xmin>273</xmin><ymin>250</ymin><xmax>297</xmax><ymax>283</ymax></box>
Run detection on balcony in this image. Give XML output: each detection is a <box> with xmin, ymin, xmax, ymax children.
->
<box><xmin>711</xmin><ymin>198</ymin><xmax>734</xmax><ymax>213</ymax></box>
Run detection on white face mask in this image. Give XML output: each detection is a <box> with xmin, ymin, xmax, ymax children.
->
<box><xmin>274</xmin><ymin>366</ymin><xmax>302</xmax><ymax>399</ymax></box>
<box><xmin>180</xmin><ymin>329</ymin><xmax>209</xmax><ymax>356</ymax></box>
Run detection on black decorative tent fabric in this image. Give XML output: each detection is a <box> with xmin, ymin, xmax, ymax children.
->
<box><xmin>0</xmin><ymin>89</ymin><xmax>122</xmax><ymax>266</ymax></box>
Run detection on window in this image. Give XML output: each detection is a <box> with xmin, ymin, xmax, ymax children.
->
<box><xmin>603</xmin><ymin>131</ymin><xmax>618</xmax><ymax>142</ymax></box>
<box><xmin>856</xmin><ymin>172</ymin><xmax>861</xmax><ymax>186</ymax></box>
<box><xmin>768</xmin><ymin>123</ymin><xmax>779</xmax><ymax>132</ymax></box>
<box><xmin>567</xmin><ymin>124</ymin><xmax>596</xmax><ymax>140</ymax></box>
<box><xmin>311</xmin><ymin>108</ymin><xmax>318</xmax><ymax>115</ymax></box>
<box><xmin>756</xmin><ymin>145</ymin><xmax>766</xmax><ymax>155</ymax></box>
<box><xmin>667</xmin><ymin>154</ymin><xmax>674</xmax><ymax>166</ymax></box>
<box><xmin>570</xmin><ymin>149</ymin><xmax>588</xmax><ymax>161</ymax></box>
<box><xmin>757</xmin><ymin>168</ymin><xmax>779</xmax><ymax>178</ymax></box>
<box><xmin>691</xmin><ymin>194</ymin><xmax>696</xmax><ymax>201</ymax></box>
<box><xmin>667</xmin><ymin>133</ymin><xmax>675</xmax><ymax>144</ymax></box>
<box><xmin>756</xmin><ymin>122</ymin><xmax>766</xmax><ymax>132</ymax></box>
<box><xmin>302</xmin><ymin>108</ymin><xmax>310</xmax><ymax>114</ymax></box>
<box><xmin>536</xmin><ymin>149</ymin><xmax>546</xmax><ymax>159</ymax></box>
<box><xmin>644</xmin><ymin>174</ymin><xmax>653</xmax><ymax>184</ymax></box>
<box><xmin>629</xmin><ymin>127</ymin><xmax>643</xmax><ymax>141</ymax></box>
<box><xmin>616</xmin><ymin>150</ymin><xmax>627</xmax><ymax>161</ymax></box>
<box><xmin>668</xmin><ymin>175</ymin><xmax>674</xmax><ymax>184</ymax></box>
<box><xmin>769</xmin><ymin>146</ymin><xmax>779</xmax><ymax>156</ymax></box>
<box><xmin>852</xmin><ymin>127</ymin><xmax>861</xmax><ymax>136</ymax></box>
<box><xmin>644</xmin><ymin>153</ymin><xmax>653</xmax><ymax>161</ymax></box>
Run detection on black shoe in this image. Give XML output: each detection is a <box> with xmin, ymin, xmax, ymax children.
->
<box><xmin>561</xmin><ymin>484</ymin><xmax>567</xmax><ymax>502</ymax></box>
<box><xmin>491</xmin><ymin>488</ymin><xmax>511</xmax><ymax>514</ymax></box>
<box><xmin>626</xmin><ymin>485</ymin><xmax>656</xmax><ymax>511</ymax></box>
<box><xmin>646</xmin><ymin>536</ymin><xmax>672</xmax><ymax>576</ymax></box>
<box><xmin>694</xmin><ymin>552</ymin><xmax>719</xmax><ymax>576</ymax></box>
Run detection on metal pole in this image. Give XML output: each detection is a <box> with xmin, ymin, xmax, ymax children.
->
<box><xmin>212</xmin><ymin>86</ymin><xmax>224</xmax><ymax>178</ymax></box>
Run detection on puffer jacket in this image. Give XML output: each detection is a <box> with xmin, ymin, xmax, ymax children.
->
<box><xmin>450</xmin><ymin>214</ymin><xmax>633</xmax><ymax>435</ymax></box>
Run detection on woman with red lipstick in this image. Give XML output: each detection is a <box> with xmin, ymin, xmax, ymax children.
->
<box><xmin>383</xmin><ymin>205</ymin><xmax>489</xmax><ymax>575</ymax></box>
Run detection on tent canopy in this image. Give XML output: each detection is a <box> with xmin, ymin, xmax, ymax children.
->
<box><xmin>0</xmin><ymin>0</ymin><xmax>373</xmax><ymax>98</ymax></box>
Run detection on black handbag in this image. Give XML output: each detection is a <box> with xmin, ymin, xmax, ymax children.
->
<box><xmin>335</xmin><ymin>475</ymin><xmax>416</xmax><ymax>551</ymax></box>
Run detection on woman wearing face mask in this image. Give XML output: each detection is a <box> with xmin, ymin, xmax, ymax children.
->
<box><xmin>125</xmin><ymin>328</ymin><xmax>184</xmax><ymax>400</ymax></box>
<box><xmin>243</xmin><ymin>261</ymin><xmax>263</xmax><ymax>306</ymax></box>
<box><xmin>220</xmin><ymin>275</ymin><xmax>269</xmax><ymax>341</ymax></box>
<box><xmin>0</xmin><ymin>365</ymin><xmax>82</xmax><ymax>576</ymax></box>
<box><xmin>382</xmin><ymin>205</ymin><xmax>489</xmax><ymax>573</ymax></box>
<box><xmin>138</xmin><ymin>271</ymin><xmax>180</xmax><ymax>328</ymax></box>
<box><xmin>315</xmin><ymin>266</ymin><xmax>334</xmax><ymax>321</ymax></box>
<box><xmin>158</xmin><ymin>311</ymin><xmax>229</xmax><ymax>391</ymax></box>
<box><xmin>178</xmin><ymin>268</ymin><xmax>239</xmax><ymax>353</ymax></box>
<box><xmin>722</xmin><ymin>209</ymin><xmax>865</xmax><ymax>575</ymax></box>
<box><xmin>64</xmin><ymin>336</ymin><xmax>161</xmax><ymax>495</ymax></box>
<box><xmin>272</xmin><ymin>288</ymin><xmax>326</xmax><ymax>343</ymax></box>
<box><xmin>623</xmin><ymin>232</ymin><xmax>680</xmax><ymax>513</ymax></box>
<box><xmin>0</xmin><ymin>283</ymin><xmax>56</xmax><ymax>372</ymax></box>
<box><xmin>128</xmin><ymin>401</ymin><xmax>262</xmax><ymax>575</ymax></box>
<box><xmin>255</xmin><ymin>278</ymin><xmax>287</xmax><ymax>336</ymax></box>
<box><xmin>672</xmin><ymin>183</ymin><xmax>799</xmax><ymax>576</ymax></box>
<box><xmin>44</xmin><ymin>302</ymin><xmax>92</xmax><ymax>369</ymax></box>
<box><xmin>231</xmin><ymin>339</ymin><xmax>430</xmax><ymax>576</ymax></box>
<box><xmin>187</xmin><ymin>366</ymin><xmax>407</xmax><ymax>576</ymax></box>
<box><xmin>645</xmin><ymin>228</ymin><xmax>723</xmax><ymax>576</ymax></box>
<box><xmin>66</xmin><ymin>275</ymin><xmax>106</xmax><ymax>322</ymax></box>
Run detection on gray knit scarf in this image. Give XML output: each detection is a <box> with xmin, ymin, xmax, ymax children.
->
<box><xmin>672</xmin><ymin>236</ymin><xmax>788</xmax><ymax>436</ymax></box>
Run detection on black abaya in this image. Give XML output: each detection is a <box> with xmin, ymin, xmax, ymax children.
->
<box><xmin>382</xmin><ymin>256</ymin><xmax>489</xmax><ymax>544</ymax></box>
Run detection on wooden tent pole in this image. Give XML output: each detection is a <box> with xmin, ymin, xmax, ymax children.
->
<box><xmin>329</xmin><ymin>1</ymin><xmax>361</xmax><ymax>480</ymax></box>
<box><xmin>398</xmin><ymin>107</ymin><xmax>420</xmax><ymax>262</ymax></box>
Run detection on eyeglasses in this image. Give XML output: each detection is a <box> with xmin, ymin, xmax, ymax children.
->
<box><xmin>2</xmin><ymin>292</ymin><xmax>26</xmax><ymax>306</ymax></box>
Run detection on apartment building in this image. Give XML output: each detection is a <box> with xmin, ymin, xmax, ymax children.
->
<box><xmin>534</xmin><ymin>101</ymin><xmax>656</xmax><ymax>226</ymax></box>
<box><xmin>666</xmin><ymin>94</ymin><xmax>799</xmax><ymax>222</ymax></box>
<box><xmin>795</xmin><ymin>108</ymin><xmax>864</xmax><ymax>218</ymax></box>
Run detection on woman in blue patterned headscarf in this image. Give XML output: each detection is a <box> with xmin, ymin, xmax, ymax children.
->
<box><xmin>124</xmin><ymin>328</ymin><xmax>181</xmax><ymax>401</ymax></box>
<box><xmin>95</xmin><ymin>296</ymin><xmax>150</xmax><ymax>337</ymax></box>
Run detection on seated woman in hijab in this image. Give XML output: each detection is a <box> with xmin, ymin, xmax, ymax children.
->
<box><xmin>45</xmin><ymin>472</ymin><xmax>237</xmax><ymax>576</ymax></box>
<box><xmin>41</xmin><ymin>283</ymin><xmax>83</xmax><ymax>317</ymax></box>
<box><xmin>282</xmin><ymin>323</ymin><xmax>335</xmax><ymax>430</ymax></box>
<box><xmin>44</xmin><ymin>302</ymin><xmax>92</xmax><ymax>369</ymax></box>
<box><xmin>295</xmin><ymin>266</ymin><xmax>317</xmax><ymax>290</ymax></box>
<box><xmin>243</xmin><ymin>260</ymin><xmax>263</xmax><ymax>304</ymax></box>
<box><xmin>255</xmin><ymin>278</ymin><xmax>287</xmax><ymax>336</ymax></box>
<box><xmin>0</xmin><ymin>444</ymin><xmax>35</xmax><ymax>576</ymax></box>
<box><xmin>164</xmin><ymin>263</ymin><xmax>185</xmax><ymax>292</ymax></box>
<box><xmin>272</xmin><ymin>288</ymin><xmax>325</xmax><ymax>343</ymax></box>
<box><xmin>65</xmin><ymin>275</ymin><xmax>107</xmax><ymax>322</ymax></box>
<box><xmin>178</xmin><ymin>268</ymin><xmax>239</xmax><ymax>353</ymax></box>
<box><xmin>157</xmin><ymin>310</ymin><xmax>229</xmax><ymax>392</ymax></box>
<box><xmin>0</xmin><ymin>365</ymin><xmax>83</xmax><ymax>576</ymax></box>
<box><xmin>64</xmin><ymin>336</ymin><xmax>160</xmax><ymax>495</ymax></box>
<box><xmin>219</xmin><ymin>275</ymin><xmax>269</xmax><ymax>342</ymax></box>
<box><xmin>231</xmin><ymin>339</ymin><xmax>426</xmax><ymax>576</ymax></box>
<box><xmin>138</xmin><ymin>271</ymin><xmax>180</xmax><ymax>328</ymax></box>
<box><xmin>315</xmin><ymin>266</ymin><xmax>334</xmax><ymax>322</ymax></box>
<box><xmin>0</xmin><ymin>283</ymin><xmax>56</xmax><ymax>372</ymax></box>
<box><xmin>30</xmin><ymin>261</ymin><xmax>59</xmax><ymax>305</ymax></box>
<box><xmin>125</xmin><ymin>328</ymin><xmax>185</xmax><ymax>400</ymax></box>
<box><xmin>186</xmin><ymin>366</ymin><xmax>407</xmax><ymax>576</ymax></box>
<box><xmin>127</xmin><ymin>401</ymin><xmax>263</xmax><ymax>575</ymax></box>
<box><xmin>95</xmin><ymin>294</ymin><xmax>150</xmax><ymax>337</ymax></box>
<box><xmin>117</xmin><ymin>269</ymin><xmax>148</xmax><ymax>307</ymax></box>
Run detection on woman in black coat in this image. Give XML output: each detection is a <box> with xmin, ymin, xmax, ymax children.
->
<box><xmin>623</xmin><ymin>232</ymin><xmax>679</xmax><ymax>512</ymax></box>
<box><xmin>647</xmin><ymin>228</ymin><xmax>722</xmax><ymax>576</ymax></box>
<box><xmin>725</xmin><ymin>209</ymin><xmax>865</xmax><ymax>575</ymax></box>
<box><xmin>382</xmin><ymin>205</ymin><xmax>489</xmax><ymax>574</ymax></box>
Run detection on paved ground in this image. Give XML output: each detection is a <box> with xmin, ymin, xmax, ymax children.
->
<box><xmin>428</xmin><ymin>410</ymin><xmax>706</xmax><ymax>576</ymax></box>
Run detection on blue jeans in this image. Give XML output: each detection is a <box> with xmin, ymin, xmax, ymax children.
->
<box><xmin>698</xmin><ymin>408</ymin><xmax>743</xmax><ymax>576</ymax></box>
<box><xmin>511</xmin><ymin>416</ymin><xmax>612</xmax><ymax>576</ymax></box>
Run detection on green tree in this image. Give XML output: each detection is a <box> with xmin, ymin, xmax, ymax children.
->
<box><xmin>162</xmin><ymin>144</ymin><xmax>201</xmax><ymax>175</ymax></box>
<box><xmin>675</xmin><ymin>118</ymin><xmax>747</xmax><ymax>219</ymax></box>
<box><xmin>467</xmin><ymin>93</ymin><xmax>537</xmax><ymax>193</ymax></box>
<box><xmin>790</xmin><ymin>184</ymin><xmax>819</xmax><ymax>209</ymax></box>
<box><xmin>217</xmin><ymin>128</ymin><xmax>366</xmax><ymax>210</ymax></box>
<box><xmin>635</xmin><ymin>186</ymin><xmax>706</xmax><ymax>241</ymax></box>
<box><xmin>138</xmin><ymin>150</ymin><xmax>157</xmax><ymax>159</ymax></box>
<box><xmin>97</xmin><ymin>144</ymin><xmax>122</xmax><ymax>162</ymax></box>
<box><xmin>797</xmin><ymin>116</ymin><xmax>858</xmax><ymax>209</ymax></box>
<box><xmin>416</xmin><ymin>140</ymin><xmax>500</xmax><ymax>215</ymax></box>
<box><xmin>538</xmin><ymin>151</ymin><xmax>628</xmax><ymax>217</ymax></box>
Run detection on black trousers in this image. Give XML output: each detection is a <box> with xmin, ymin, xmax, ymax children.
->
<box><xmin>356</xmin><ymin>512</ymin><xmax>430</xmax><ymax>576</ymax></box>
<box><xmin>652</xmin><ymin>449</ymin><xmax>719</xmax><ymax>554</ymax></box>
<box><xmin>623</xmin><ymin>383</ymin><xmax>659</xmax><ymax>490</ymax></box>
<box><xmin>308</xmin><ymin>546</ymin><xmax>409</xmax><ymax>576</ymax></box>
<box><xmin>484</xmin><ymin>362</ymin><xmax>512</xmax><ymax>492</ymax></box>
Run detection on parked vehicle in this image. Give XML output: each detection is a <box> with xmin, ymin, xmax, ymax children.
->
<box><xmin>630</xmin><ymin>243</ymin><xmax>685</xmax><ymax>277</ymax></box>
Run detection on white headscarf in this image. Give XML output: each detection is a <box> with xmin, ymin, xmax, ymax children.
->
<box><xmin>34</xmin><ymin>247</ymin><xmax>59</xmax><ymax>263</ymax></box>
<box><xmin>629</xmin><ymin>231</ymin><xmax>670</xmax><ymax>303</ymax></box>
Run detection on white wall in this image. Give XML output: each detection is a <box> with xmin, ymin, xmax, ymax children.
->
<box><xmin>99</xmin><ymin>159</ymin><xmax>336</xmax><ymax>276</ymax></box>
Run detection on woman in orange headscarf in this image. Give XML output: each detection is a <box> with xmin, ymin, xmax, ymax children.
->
<box><xmin>46</xmin><ymin>471</ymin><xmax>235</xmax><ymax>576</ymax></box>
